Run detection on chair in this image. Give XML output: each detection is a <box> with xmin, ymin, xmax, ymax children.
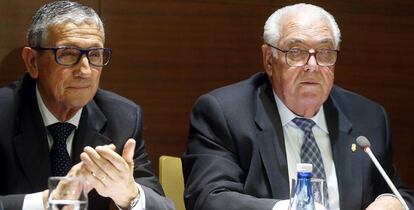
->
<box><xmin>159</xmin><ymin>155</ymin><xmax>186</xmax><ymax>210</ymax></box>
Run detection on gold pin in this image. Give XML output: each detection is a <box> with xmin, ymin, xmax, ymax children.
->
<box><xmin>351</xmin><ymin>143</ymin><xmax>357</xmax><ymax>152</ymax></box>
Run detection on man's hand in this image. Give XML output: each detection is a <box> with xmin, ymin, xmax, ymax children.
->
<box><xmin>272</xmin><ymin>200</ymin><xmax>327</xmax><ymax>210</ymax></box>
<box><xmin>42</xmin><ymin>162</ymin><xmax>89</xmax><ymax>210</ymax></box>
<box><xmin>80</xmin><ymin>138</ymin><xmax>139</xmax><ymax>209</ymax></box>
<box><xmin>365</xmin><ymin>195</ymin><xmax>405</xmax><ymax>210</ymax></box>
<box><xmin>42</xmin><ymin>189</ymin><xmax>48</xmax><ymax>210</ymax></box>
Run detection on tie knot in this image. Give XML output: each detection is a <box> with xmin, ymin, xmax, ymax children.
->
<box><xmin>292</xmin><ymin>117</ymin><xmax>316</xmax><ymax>133</ymax></box>
<box><xmin>47</xmin><ymin>122</ymin><xmax>76</xmax><ymax>143</ymax></box>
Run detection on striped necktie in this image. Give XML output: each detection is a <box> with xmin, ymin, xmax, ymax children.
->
<box><xmin>292</xmin><ymin>117</ymin><xmax>329</xmax><ymax>207</ymax></box>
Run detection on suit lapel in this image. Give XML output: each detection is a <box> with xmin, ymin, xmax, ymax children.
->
<box><xmin>72</xmin><ymin>97</ymin><xmax>112</xmax><ymax>164</ymax></box>
<box><xmin>255</xmin><ymin>82</ymin><xmax>290</xmax><ymax>199</ymax></box>
<box><xmin>13</xmin><ymin>76</ymin><xmax>51</xmax><ymax>190</ymax></box>
<box><xmin>324</xmin><ymin>95</ymin><xmax>363</xmax><ymax>210</ymax></box>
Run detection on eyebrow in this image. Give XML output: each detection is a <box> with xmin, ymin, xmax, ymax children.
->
<box><xmin>285</xmin><ymin>39</ymin><xmax>305</xmax><ymax>46</ymax></box>
<box><xmin>57</xmin><ymin>44</ymin><xmax>104</xmax><ymax>49</ymax></box>
<box><xmin>319</xmin><ymin>38</ymin><xmax>335</xmax><ymax>45</ymax></box>
<box><xmin>284</xmin><ymin>38</ymin><xmax>335</xmax><ymax>48</ymax></box>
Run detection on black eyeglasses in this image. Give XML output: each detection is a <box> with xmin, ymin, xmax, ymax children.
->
<box><xmin>33</xmin><ymin>46</ymin><xmax>112</xmax><ymax>67</ymax></box>
<box><xmin>266</xmin><ymin>43</ymin><xmax>339</xmax><ymax>67</ymax></box>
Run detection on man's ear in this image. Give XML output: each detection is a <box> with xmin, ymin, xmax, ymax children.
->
<box><xmin>261</xmin><ymin>44</ymin><xmax>274</xmax><ymax>77</ymax></box>
<box><xmin>21</xmin><ymin>47</ymin><xmax>39</xmax><ymax>79</ymax></box>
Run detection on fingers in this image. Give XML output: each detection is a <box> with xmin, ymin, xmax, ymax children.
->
<box><xmin>66</xmin><ymin>162</ymin><xmax>84</xmax><ymax>177</ymax></box>
<box><xmin>80</xmin><ymin>140</ymin><xmax>135</xmax><ymax>176</ymax></box>
<box><xmin>53</xmin><ymin>163</ymin><xmax>85</xmax><ymax>199</ymax></box>
<box><xmin>42</xmin><ymin>190</ymin><xmax>49</xmax><ymax>208</ymax></box>
<box><xmin>81</xmin><ymin>146</ymin><xmax>117</xmax><ymax>182</ymax></box>
<box><xmin>96</xmin><ymin>146</ymin><xmax>129</xmax><ymax>172</ymax></box>
<box><xmin>77</xmin><ymin>140</ymin><xmax>138</xmax><ymax>203</ymax></box>
<box><xmin>108</xmin><ymin>144</ymin><xmax>116</xmax><ymax>151</ymax></box>
<box><xmin>80</xmin><ymin>152</ymin><xmax>109</xmax><ymax>192</ymax></box>
<box><xmin>81</xmin><ymin>143</ymin><xmax>132</xmax><ymax>183</ymax></box>
<box><xmin>79</xmin><ymin>169</ymin><xmax>94</xmax><ymax>193</ymax></box>
<box><xmin>50</xmin><ymin>176</ymin><xmax>86</xmax><ymax>201</ymax></box>
<box><xmin>122</xmin><ymin>139</ymin><xmax>136</xmax><ymax>164</ymax></box>
<box><xmin>81</xmin><ymin>165</ymin><xmax>105</xmax><ymax>187</ymax></box>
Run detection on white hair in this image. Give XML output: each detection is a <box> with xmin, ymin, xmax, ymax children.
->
<box><xmin>263</xmin><ymin>3</ymin><xmax>341</xmax><ymax>48</ymax></box>
<box><xmin>27</xmin><ymin>1</ymin><xmax>104</xmax><ymax>47</ymax></box>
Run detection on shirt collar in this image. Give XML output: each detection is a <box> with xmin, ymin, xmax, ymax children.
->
<box><xmin>273</xmin><ymin>90</ymin><xmax>329</xmax><ymax>133</ymax></box>
<box><xmin>36</xmin><ymin>85</ymin><xmax>82</xmax><ymax>127</ymax></box>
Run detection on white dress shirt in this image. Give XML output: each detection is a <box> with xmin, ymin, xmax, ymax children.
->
<box><xmin>272</xmin><ymin>92</ymin><xmax>340</xmax><ymax>210</ymax></box>
<box><xmin>22</xmin><ymin>86</ymin><xmax>146</xmax><ymax>210</ymax></box>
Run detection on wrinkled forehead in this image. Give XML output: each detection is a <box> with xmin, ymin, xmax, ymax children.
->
<box><xmin>46</xmin><ymin>22</ymin><xmax>104</xmax><ymax>46</ymax></box>
<box><xmin>279</xmin><ymin>13</ymin><xmax>335</xmax><ymax>47</ymax></box>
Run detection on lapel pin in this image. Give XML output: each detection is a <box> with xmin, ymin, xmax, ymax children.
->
<box><xmin>351</xmin><ymin>143</ymin><xmax>357</xmax><ymax>152</ymax></box>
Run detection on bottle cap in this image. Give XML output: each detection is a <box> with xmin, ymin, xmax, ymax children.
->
<box><xmin>297</xmin><ymin>163</ymin><xmax>312</xmax><ymax>173</ymax></box>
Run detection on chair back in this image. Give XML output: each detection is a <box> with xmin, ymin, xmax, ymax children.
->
<box><xmin>159</xmin><ymin>155</ymin><xmax>185</xmax><ymax>210</ymax></box>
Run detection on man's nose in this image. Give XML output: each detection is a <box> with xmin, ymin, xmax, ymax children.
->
<box><xmin>307</xmin><ymin>54</ymin><xmax>318</xmax><ymax>66</ymax></box>
<box><xmin>75</xmin><ymin>55</ymin><xmax>92</xmax><ymax>77</ymax></box>
<box><xmin>304</xmin><ymin>52</ymin><xmax>318</xmax><ymax>72</ymax></box>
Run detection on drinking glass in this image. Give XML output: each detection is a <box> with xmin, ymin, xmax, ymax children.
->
<box><xmin>289</xmin><ymin>178</ymin><xmax>328</xmax><ymax>210</ymax></box>
<box><xmin>48</xmin><ymin>176</ymin><xmax>88</xmax><ymax>210</ymax></box>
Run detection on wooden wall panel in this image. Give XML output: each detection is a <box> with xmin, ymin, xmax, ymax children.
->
<box><xmin>1</xmin><ymin>0</ymin><xmax>413</xmax><ymax>190</ymax></box>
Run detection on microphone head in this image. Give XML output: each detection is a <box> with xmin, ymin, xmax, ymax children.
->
<box><xmin>356</xmin><ymin>136</ymin><xmax>371</xmax><ymax>149</ymax></box>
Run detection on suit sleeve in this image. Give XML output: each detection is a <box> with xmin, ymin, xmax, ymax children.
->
<box><xmin>130</xmin><ymin>107</ymin><xmax>174</xmax><ymax>210</ymax></box>
<box><xmin>375</xmin><ymin>106</ymin><xmax>414</xmax><ymax>208</ymax></box>
<box><xmin>0</xmin><ymin>194</ymin><xmax>25</xmax><ymax>210</ymax></box>
<box><xmin>182</xmin><ymin>94</ymin><xmax>277</xmax><ymax>210</ymax></box>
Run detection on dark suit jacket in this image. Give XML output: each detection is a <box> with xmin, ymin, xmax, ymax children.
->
<box><xmin>182</xmin><ymin>72</ymin><xmax>414</xmax><ymax>210</ymax></box>
<box><xmin>0</xmin><ymin>74</ymin><xmax>173</xmax><ymax>210</ymax></box>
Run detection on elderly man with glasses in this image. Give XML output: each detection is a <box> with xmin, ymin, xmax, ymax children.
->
<box><xmin>182</xmin><ymin>3</ymin><xmax>414</xmax><ymax>210</ymax></box>
<box><xmin>0</xmin><ymin>1</ymin><xmax>173</xmax><ymax>210</ymax></box>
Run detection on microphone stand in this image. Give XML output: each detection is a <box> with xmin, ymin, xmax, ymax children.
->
<box><xmin>364</xmin><ymin>147</ymin><xmax>409</xmax><ymax>210</ymax></box>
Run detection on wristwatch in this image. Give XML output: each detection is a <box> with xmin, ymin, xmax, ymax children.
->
<box><xmin>128</xmin><ymin>193</ymin><xmax>141</xmax><ymax>210</ymax></box>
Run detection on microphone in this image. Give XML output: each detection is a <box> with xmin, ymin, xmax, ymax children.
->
<box><xmin>355</xmin><ymin>136</ymin><xmax>409</xmax><ymax>210</ymax></box>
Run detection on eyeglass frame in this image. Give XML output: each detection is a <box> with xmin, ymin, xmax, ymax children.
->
<box><xmin>266</xmin><ymin>43</ymin><xmax>339</xmax><ymax>67</ymax></box>
<box><xmin>32</xmin><ymin>46</ymin><xmax>112</xmax><ymax>67</ymax></box>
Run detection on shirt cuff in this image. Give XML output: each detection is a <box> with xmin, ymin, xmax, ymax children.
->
<box><xmin>272</xmin><ymin>199</ymin><xmax>289</xmax><ymax>210</ymax></box>
<box><xmin>376</xmin><ymin>193</ymin><xmax>398</xmax><ymax>200</ymax></box>
<box><xmin>23</xmin><ymin>192</ymin><xmax>44</xmax><ymax>210</ymax></box>
<box><xmin>117</xmin><ymin>183</ymin><xmax>146</xmax><ymax>210</ymax></box>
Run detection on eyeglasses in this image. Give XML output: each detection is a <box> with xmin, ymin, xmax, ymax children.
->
<box><xmin>33</xmin><ymin>46</ymin><xmax>112</xmax><ymax>67</ymax></box>
<box><xmin>266</xmin><ymin>43</ymin><xmax>339</xmax><ymax>67</ymax></box>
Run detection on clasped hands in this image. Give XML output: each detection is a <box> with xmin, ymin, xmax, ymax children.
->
<box><xmin>44</xmin><ymin>138</ymin><xmax>139</xmax><ymax>209</ymax></box>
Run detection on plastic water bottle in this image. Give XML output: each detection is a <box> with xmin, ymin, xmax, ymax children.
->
<box><xmin>290</xmin><ymin>163</ymin><xmax>315</xmax><ymax>210</ymax></box>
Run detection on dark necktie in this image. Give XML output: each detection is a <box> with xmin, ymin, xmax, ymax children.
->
<box><xmin>292</xmin><ymin>117</ymin><xmax>329</xmax><ymax>206</ymax></box>
<box><xmin>48</xmin><ymin>122</ymin><xmax>76</xmax><ymax>176</ymax></box>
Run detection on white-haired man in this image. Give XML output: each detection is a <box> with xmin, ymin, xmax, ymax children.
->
<box><xmin>182</xmin><ymin>3</ymin><xmax>414</xmax><ymax>210</ymax></box>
